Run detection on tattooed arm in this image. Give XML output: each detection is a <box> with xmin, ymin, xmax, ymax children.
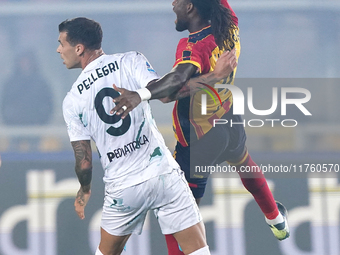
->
<box><xmin>160</xmin><ymin>69</ymin><xmax>228</xmax><ymax>102</ymax></box>
<box><xmin>110</xmin><ymin>49</ymin><xmax>237</xmax><ymax>118</ymax></box>
<box><xmin>71</xmin><ymin>140</ymin><xmax>92</xmax><ymax>220</ymax></box>
<box><xmin>161</xmin><ymin>49</ymin><xmax>238</xmax><ymax>102</ymax></box>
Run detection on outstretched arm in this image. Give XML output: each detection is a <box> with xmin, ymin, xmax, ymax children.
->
<box><xmin>160</xmin><ymin>49</ymin><xmax>237</xmax><ymax>102</ymax></box>
<box><xmin>111</xmin><ymin>49</ymin><xmax>237</xmax><ymax>119</ymax></box>
<box><xmin>71</xmin><ymin>140</ymin><xmax>92</xmax><ymax>220</ymax></box>
<box><xmin>110</xmin><ymin>63</ymin><xmax>197</xmax><ymax>118</ymax></box>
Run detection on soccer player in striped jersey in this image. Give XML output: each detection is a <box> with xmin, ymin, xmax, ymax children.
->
<box><xmin>111</xmin><ymin>1</ymin><xmax>290</xmax><ymax>253</ymax></box>
<box><xmin>57</xmin><ymin>17</ymin><xmax>223</xmax><ymax>255</ymax></box>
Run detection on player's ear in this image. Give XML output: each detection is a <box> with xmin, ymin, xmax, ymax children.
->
<box><xmin>76</xmin><ymin>44</ymin><xmax>85</xmax><ymax>56</ymax></box>
<box><xmin>187</xmin><ymin>2</ymin><xmax>194</xmax><ymax>13</ymax></box>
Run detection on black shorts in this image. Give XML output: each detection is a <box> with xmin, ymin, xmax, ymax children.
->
<box><xmin>174</xmin><ymin>110</ymin><xmax>247</xmax><ymax>199</ymax></box>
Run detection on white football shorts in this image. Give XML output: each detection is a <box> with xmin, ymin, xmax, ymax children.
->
<box><xmin>101</xmin><ymin>168</ymin><xmax>202</xmax><ymax>236</ymax></box>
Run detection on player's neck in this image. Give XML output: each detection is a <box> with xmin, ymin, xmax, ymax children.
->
<box><xmin>81</xmin><ymin>49</ymin><xmax>105</xmax><ymax>69</ymax></box>
<box><xmin>188</xmin><ymin>19</ymin><xmax>210</xmax><ymax>34</ymax></box>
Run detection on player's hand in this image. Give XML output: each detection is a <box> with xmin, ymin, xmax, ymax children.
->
<box><xmin>214</xmin><ymin>48</ymin><xmax>238</xmax><ymax>80</ymax></box>
<box><xmin>74</xmin><ymin>187</ymin><xmax>91</xmax><ymax>220</ymax></box>
<box><xmin>110</xmin><ymin>84</ymin><xmax>142</xmax><ymax>119</ymax></box>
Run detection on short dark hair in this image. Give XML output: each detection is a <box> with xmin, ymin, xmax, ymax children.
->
<box><xmin>59</xmin><ymin>17</ymin><xmax>103</xmax><ymax>50</ymax></box>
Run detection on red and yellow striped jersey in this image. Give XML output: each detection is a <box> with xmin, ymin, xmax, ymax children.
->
<box><xmin>172</xmin><ymin>2</ymin><xmax>240</xmax><ymax>147</ymax></box>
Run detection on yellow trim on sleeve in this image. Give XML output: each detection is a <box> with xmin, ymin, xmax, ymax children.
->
<box><xmin>175</xmin><ymin>60</ymin><xmax>202</xmax><ymax>73</ymax></box>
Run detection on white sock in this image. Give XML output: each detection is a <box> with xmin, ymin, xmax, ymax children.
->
<box><xmin>265</xmin><ymin>212</ymin><xmax>284</xmax><ymax>225</ymax></box>
<box><xmin>188</xmin><ymin>246</ymin><xmax>210</xmax><ymax>255</ymax></box>
<box><xmin>95</xmin><ymin>247</ymin><xmax>104</xmax><ymax>255</ymax></box>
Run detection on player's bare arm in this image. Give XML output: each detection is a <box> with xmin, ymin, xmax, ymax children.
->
<box><xmin>110</xmin><ymin>49</ymin><xmax>237</xmax><ymax>119</ymax></box>
<box><xmin>110</xmin><ymin>63</ymin><xmax>196</xmax><ymax>119</ymax></box>
<box><xmin>71</xmin><ymin>140</ymin><xmax>92</xmax><ymax>219</ymax></box>
<box><xmin>163</xmin><ymin>49</ymin><xmax>238</xmax><ymax>102</ymax></box>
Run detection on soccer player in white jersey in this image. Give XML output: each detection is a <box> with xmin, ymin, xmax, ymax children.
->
<box><xmin>57</xmin><ymin>17</ymin><xmax>236</xmax><ymax>255</ymax></box>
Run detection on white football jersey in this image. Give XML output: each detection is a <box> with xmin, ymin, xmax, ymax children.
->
<box><xmin>63</xmin><ymin>52</ymin><xmax>179</xmax><ymax>189</ymax></box>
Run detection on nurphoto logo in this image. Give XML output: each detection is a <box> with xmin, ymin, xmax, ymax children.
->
<box><xmin>200</xmin><ymin>84</ymin><xmax>312</xmax><ymax>128</ymax></box>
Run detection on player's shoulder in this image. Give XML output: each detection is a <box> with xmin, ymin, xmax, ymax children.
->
<box><xmin>119</xmin><ymin>51</ymin><xmax>151</xmax><ymax>71</ymax></box>
<box><xmin>177</xmin><ymin>37</ymin><xmax>190</xmax><ymax>47</ymax></box>
<box><xmin>63</xmin><ymin>78</ymin><xmax>85</xmax><ymax>107</ymax></box>
<box><xmin>112</xmin><ymin>51</ymin><xmax>144</xmax><ymax>61</ymax></box>
<box><xmin>176</xmin><ymin>36</ymin><xmax>214</xmax><ymax>54</ymax></box>
<box><xmin>176</xmin><ymin>37</ymin><xmax>193</xmax><ymax>53</ymax></box>
<box><xmin>62</xmin><ymin>89</ymin><xmax>86</xmax><ymax>120</ymax></box>
<box><xmin>109</xmin><ymin>51</ymin><xmax>144</xmax><ymax>65</ymax></box>
<box><xmin>127</xmin><ymin>51</ymin><xmax>149</xmax><ymax>64</ymax></box>
<box><xmin>98</xmin><ymin>51</ymin><xmax>137</xmax><ymax>63</ymax></box>
<box><xmin>62</xmin><ymin>92</ymin><xmax>75</xmax><ymax>115</ymax></box>
<box><xmin>62</xmin><ymin>90</ymin><xmax>77</xmax><ymax>108</ymax></box>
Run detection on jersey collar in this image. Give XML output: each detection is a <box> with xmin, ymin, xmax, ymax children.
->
<box><xmin>188</xmin><ymin>25</ymin><xmax>212</xmax><ymax>43</ymax></box>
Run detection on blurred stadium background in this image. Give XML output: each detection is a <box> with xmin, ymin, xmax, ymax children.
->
<box><xmin>0</xmin><ymin>1</ymin><xmax>339</xmax><ymax>254</ymax></box>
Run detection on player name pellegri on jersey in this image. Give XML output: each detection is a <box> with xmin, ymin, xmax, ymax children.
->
<box><xmin>107</xmin><ymin>135</ymin><xmax>149</xmax><ymax>162</ymax></box>
<box><xmin>77</xmin><ymin>61</ymin><xmax>119</xmax><ymax>94</ymax></box>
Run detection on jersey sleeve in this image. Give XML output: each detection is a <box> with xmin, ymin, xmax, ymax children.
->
<box><xmin>62</xmin><ymin>94</ymin><xmax>91</xmax><ymax>142</ymax></box>
<box><xmin>124</xmin><ymin>51</ymin><xmax>160</xmax><ymax>89</ymax></box>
